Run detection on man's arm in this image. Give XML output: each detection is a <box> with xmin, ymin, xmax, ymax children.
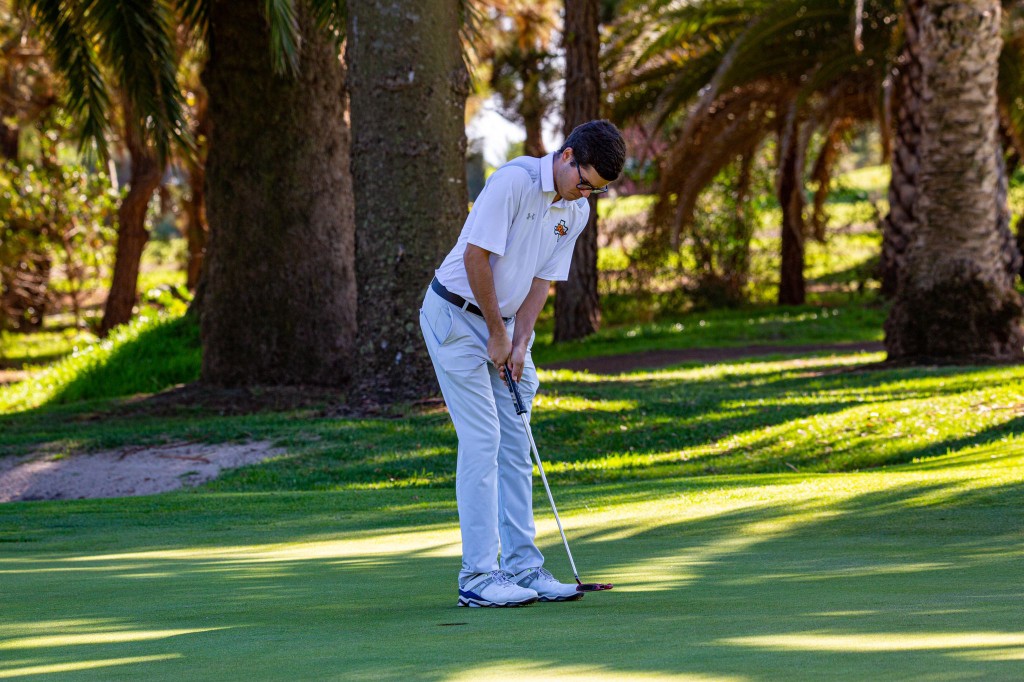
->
<box><xmin>464</xmin><ymin>244</ymin><xmax>512</xmax><ymax>369</ymax></box>
<box><xmin>507</xmin><ymin>277</ymin><xmax>550</xmax><ymax>382</ymax></box>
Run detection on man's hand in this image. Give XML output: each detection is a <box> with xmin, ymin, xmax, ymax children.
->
<box><xmin>488</xmin><ymin>332</ymin><xmax>512</xmax><ymax>371</ymax></box>
<box><xmin>506</xmin><ymin>343</ymin><xmax>528</xmax><ymax>383</ymax></box>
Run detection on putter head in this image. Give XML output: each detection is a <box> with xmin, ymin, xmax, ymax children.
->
<box><xmin>576</xmin><ymin>582</ymin><xmax>613</xmax><ymax>592</ymax></box>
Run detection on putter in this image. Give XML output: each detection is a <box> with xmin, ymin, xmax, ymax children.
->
<box><xmin>503</xmin><ymin>362</ymin><xmax>613</xmax><ymax>592</ymax></box>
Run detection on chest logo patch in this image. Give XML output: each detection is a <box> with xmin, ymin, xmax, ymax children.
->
<box><xmin>553</xmin><ymin>220</ymin><xmax>569</xmax><ymax>242</ymax></box>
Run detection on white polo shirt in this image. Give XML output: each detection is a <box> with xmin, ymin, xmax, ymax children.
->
<box><xmin>435</xmin><ymin>153</ymin><xmax>590</xmax><ymax>318</ymax></box>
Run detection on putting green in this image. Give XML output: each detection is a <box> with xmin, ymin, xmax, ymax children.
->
<box><xmin>1</xmin><ymin>445</ymin><xmax>1022</xmax><ymax>680</ymax></box>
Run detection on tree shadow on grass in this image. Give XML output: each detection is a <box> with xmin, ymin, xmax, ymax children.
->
<box><xmin>2</xmin><ymin>353</ymin><xmax>1021</xmax><ymax>491</ymax></box>
<box><xmin>0</xmin><ymin>475</ymin><xmax>1021</xmax><ymax>680</ymax></box>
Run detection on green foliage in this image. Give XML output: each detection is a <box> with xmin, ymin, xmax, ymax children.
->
<box><xmin>0</xmin><ymin>310</ymin><xmax>199</xmax><ymax>414</ymax></box>
<box><xmin>0</xmin><ymin>136</ymin><xmax>120</xmax><ymax>329</ymax></box>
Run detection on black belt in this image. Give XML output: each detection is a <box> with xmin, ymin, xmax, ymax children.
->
<box><xmin>431</xmin><ymin>277</ymin><xmax>513</xmax><ymax>323</ymax></box>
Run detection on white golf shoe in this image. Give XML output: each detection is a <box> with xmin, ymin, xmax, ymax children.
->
<box><xmin>512</xmin><ymin>567</ymin><xmax>583</xmax><ymax>602</ymax></box>
<box><xmin>458</xmin><ymin>570</ymin><xmax>539</xmax><ymax>607</ymax></box>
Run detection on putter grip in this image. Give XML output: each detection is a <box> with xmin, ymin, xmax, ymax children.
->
<box><xmin>504</xmin><ymin>362</ymin><xmax>528</xmax><ymax>415</ymax></box>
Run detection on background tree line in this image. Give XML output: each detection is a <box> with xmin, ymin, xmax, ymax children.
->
<box><xmin>1</xmin><ymin>0</ymin><xmax>1021</xmax><ymax>404</ymax></box>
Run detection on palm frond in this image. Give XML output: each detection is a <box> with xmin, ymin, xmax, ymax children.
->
<box><xmin>264</xmin><ymin>0</ymin><xmax>301</xmax><ymax>75</ymax></box>
<box><xmin>86</xmin><ymin>0</ymin><xmax>190</xmax><ymax>162</ymax></box>
<box><xmin>24</xmin><ymin>0</ymin><xmax>111</xmax><ymax>160</ymax></box>
<box><xmin>177</xmin><ymin>0</ymin><xmax>210</xmax><ymax>40</ymax></box>
<box><xmin>654</xmin><ymin>81</ymin><xmax>786</xmax><ymax>248</ymax></box>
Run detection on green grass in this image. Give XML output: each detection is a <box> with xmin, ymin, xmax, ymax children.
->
<box><xmin>0</xmin><ymin>327</ymin><xmax>98</xmax><ymax>369</ymax></box>
<box><xmin>533</xmin><ymin>304</ymin><xmax>885</xmax><ymax>366</ymax></box>
<box><xmin>1</xmin><ymin>445</ymin><xmax>1022</xmax><ymax>680</ymax></box>
<box><xmin>0</xmin><ymin>311</ymin><xmax>200</xmax><ymax>413</ymax></box>
<box><xmin>1</xmin><ymin>306</ymin><xmax>1022</xmax><ymax>681</ymax></box>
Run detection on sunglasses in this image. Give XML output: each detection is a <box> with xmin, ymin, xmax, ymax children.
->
<box><xmin>574</xmin><ymin>160</ymin><xmax>609</xmax><ymax>194</ymax></box>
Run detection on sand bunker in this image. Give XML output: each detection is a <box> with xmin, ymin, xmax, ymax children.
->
<box><xmin>0</xmin><ymin>441</ymin><xmax>286</xmax><ymax>503</ymax></box>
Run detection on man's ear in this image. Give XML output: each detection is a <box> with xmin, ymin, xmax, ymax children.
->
<box><xmin>561</xmin><ymin>147</ymin><xmax>574</xmax><ymax>165</ymax></box>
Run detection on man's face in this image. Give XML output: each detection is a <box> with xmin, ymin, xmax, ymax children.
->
<box><xmin>573</xmin><ymin>159</ymin><xmax>611</xmax><ymax>198</ymax></box>
<box><xmin>558</xmin><ymin>148</ymin><xmax>612</xmax><ymax>200</ymax></box>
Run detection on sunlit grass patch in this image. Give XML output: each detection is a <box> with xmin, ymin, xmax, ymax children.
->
<box><xmin>528</xmin><ymin>354</ymin><xmax>1024</xmax><ymax>480</ymax></box>
<box><xmin>0</xmin><ymin>312</ymin><xmax>199</xmax><ymax>414</ymax></box>
<box><xmin>532</xmin><ymin>305</ymin><xmax>884</xmax><ymax>365</ymax></box>
<box><xmin>0</xmin><ymin>328</ymin><xmax>98</xmax><ymax>369</ymax></box>
<box><xmin>2</xmin><ymin>459</ymin><xmax>1021</xmax><ymax>680</ymax></box>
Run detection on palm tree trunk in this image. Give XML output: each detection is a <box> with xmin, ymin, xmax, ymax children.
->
<box><xmin>884</xmin><ymin>0</ymin><xmax>1024</xmax><ymax>361</ymax></box>
<box><xmin>880</xmin><ymin>3</ymin><xmax>924</xmax><ymax>298</ymax></box>
<box><xmin>99</xmin><ymin>110</ymin><xmax>162</xmax><ymax>336</ymax></box>
<box><xmin>347</xmin><ymin>0</ymin><xmax>468</xmax><ymax>401</ymax></box>
<box><xmin>776</xmin><ymin>105</ymin><xmax>807</xmax><ymax>306</ymax></box>
<box><xmin>554</xmin><ymin>0</ymin><xmax>601</xmax><ymax>342</ymax></box>
<box><xmin>200</xmin><ymin>0</ymin><xmax>356</xmax><ymax>386</ymax></box>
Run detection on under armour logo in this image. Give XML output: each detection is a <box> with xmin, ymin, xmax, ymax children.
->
<box><xmin>527</xmin><ymin>213</ymin><xmax>536</xmax><ymax>220</ymax></box>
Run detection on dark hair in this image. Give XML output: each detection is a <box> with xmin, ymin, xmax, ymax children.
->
<box><xmin>557</xmin><ymin>120</ymin><xmax>626</xmax><ymax>182</ymax></box>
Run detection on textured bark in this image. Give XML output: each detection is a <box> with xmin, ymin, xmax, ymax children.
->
<box><xmin>201</xmin><ymin>0</ymin><xmax>357</xmax><ymax>386</ymax></box>
<box><xmin>99</xmin><ymin>110</ymin><xmax>162</xmax><ymax>336</ymax></box>
<box><xmin>880</xmin><ymin>4</ymin><xmax>923</xmax><ymax>298</ymax></box>
<box><xmin>554</xmin><ymin>0</ymin><xmax>601</xmax><ymax>342</ymax></box>
<box><xmin>347</xmin><ymin>1</ymin><xmax>468</xmax><ymax>400</ymax></box>
<box><xmin>776</xmin><ymin>106</ymin><xmax>807</xmax><ymax>306</ymax></box>
<box><xmin>885</xmin><ymin>0</ymin><xmax>1024</xmax><ymax>362</ymax></box>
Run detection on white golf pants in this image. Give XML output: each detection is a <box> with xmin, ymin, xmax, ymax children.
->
<box><xmin>419</xmin><ymin>286</ymin><xmax>545</xmax><ymax>583</ymax></box>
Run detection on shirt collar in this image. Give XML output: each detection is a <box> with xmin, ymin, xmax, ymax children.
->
<box><xmin>541</xmin><ymin>152</ymin><xmax>556</xmax><ymax>194</ymax></box>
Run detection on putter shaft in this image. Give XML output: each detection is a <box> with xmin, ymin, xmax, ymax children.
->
<box><xmin>518</xmin><ymin>412</ymin><xmax>582</xmax><ymax>584</ymax></box>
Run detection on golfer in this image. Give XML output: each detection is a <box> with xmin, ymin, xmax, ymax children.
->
<box><xmin>420</xmin><ymin>120</ymin><xmax>626</xmax><ymax>607</ymax></box>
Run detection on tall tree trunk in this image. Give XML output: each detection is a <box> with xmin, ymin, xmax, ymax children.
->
<box><xmin>885</xmin><ymin>0</ymin><xmax>1024</xmax><ymax>361</ymax></box>
<box><xmin>880</xmin><ymin>4</ymin><xmax>923</xmax><ymax>298</ymax></box>
<box><xmin>184</xmin><ymin>91</ymin><xmax>210</xmax><ymax>291</ymax></box>
<box><xmin>554</xmin><ymin>0</ymin><xmax>601</xmax><ymax>342</ymax></box>
<box><xmin>776</xmin><ymin>105</ymin><xmax>807</xmax><ymax>306</ymax></box>
<box><xmin>347</xmin><ymin>0</ymin><xmax>468</xmax><ymax>401</ymax></box>
<box><xmin>521</xmin><ymin>60</ymin><xmax>546</xmax><ymax>158</ymax></box>
<box><xmin>201</xmin><ymin>0</ymin><xmax>357</xmax><ymax>386</ymax></box>
<box><xmin>99</xmin><ymin>106</ymin><xmax>162</xmax><ymax>336</ymax></box>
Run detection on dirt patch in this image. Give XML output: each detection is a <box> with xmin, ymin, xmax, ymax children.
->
<box><xmin>544</xmin><ymin>341</ymin><xmax>885</xmax><ymax>374</ymax></box>
<box><xmin>0</xmin><ymin>441</ymin><xmax>287</xmax><ymax>503</ymax></box>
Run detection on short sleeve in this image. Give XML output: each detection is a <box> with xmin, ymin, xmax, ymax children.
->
<box><xmin>536</xmin><ymin>203</ymin><xmax>590</xmax><ymax>281</ymax></box>
<box><xmin>465</xmin><ymin>166</ymin><xmax>532</xmax><ymax>257</ymax></box>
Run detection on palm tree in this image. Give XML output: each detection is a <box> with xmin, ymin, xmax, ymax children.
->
<box><xmin>884</xmin><ymin>0</ymin><xmax>1024</xmax><ymax>361</ymax></box>
<box><xmin>98</xmin><ymin>94</ymin><xmax>164</xmax><ymax>335</ymax></box>
<box><xmin>23</xmin><ymin>0</ymin><xmax>187</xmax><ymax>335</ymax></box>
<box><xmin>610</xmin><ymin>0</ymin><xmax>1024</xmax><ymax>315</ymax></box>
<box><xmin>608</xmin><ymin>0</ymin><xmax>891</xmax><ymax>305</ymax></box>
<box><xmin>474</xmin><ymin>0</ymin><xmax>561</xmax><ymax>158</ymax></box>
<box><xmin>25</xmin><ymin>0</ymin><xmax>358</xmax><ymax>384</ymax></box>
